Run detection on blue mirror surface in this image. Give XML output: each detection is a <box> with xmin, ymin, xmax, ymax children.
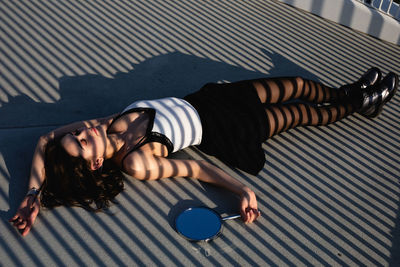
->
<box><xmin>175</xmin><ymin>207</ymin><xmax>222</xmax><ymax>241</ymax></box>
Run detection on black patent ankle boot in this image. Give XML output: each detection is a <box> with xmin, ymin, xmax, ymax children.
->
<box><xmin>359</xmin><ymin>72</ymin><xmax>399</xmax><ymax>118</ymax></box>
<box><xmin>358</xmin><ymin>67</ymin><xmax>382</xmax><ymax>89</ymax></box>
<box><xmin>338</xmin><ymin>67</ymin><xmax>381</xmax><ymax>103</ymax></box>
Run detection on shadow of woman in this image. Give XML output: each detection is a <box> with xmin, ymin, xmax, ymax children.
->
<box><xmin>1</xmin><ymin>50</ymin><xmax>319</xmax><ymax>218</ymax></box>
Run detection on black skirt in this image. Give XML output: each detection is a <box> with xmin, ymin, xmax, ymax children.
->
<box><xmin>184</xmin><ymin>80</ymin><xmax>269</xmax><ymax>175</ymax></box>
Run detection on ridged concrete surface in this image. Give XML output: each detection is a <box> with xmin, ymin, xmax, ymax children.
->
<box><xmin>1</xmin><ymin>1</ymin><xmax>399</xmax><ymax>266</ymax></box>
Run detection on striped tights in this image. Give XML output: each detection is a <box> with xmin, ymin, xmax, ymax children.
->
<box><xmin>252</xmin><ymin>77</ymin><xmax>354</xmax><ymax>138</ymax></box>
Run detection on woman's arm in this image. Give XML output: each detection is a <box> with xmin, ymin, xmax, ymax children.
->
<box><xmin>29</xmin><ymin>114</ymin><xmax>118</xmax><ymax>192</ymax></box>
<box><xmin>48</xmin><ymin>114</ymin><xmax>118</xmax><ymax>140</ymax></box>
<box><xmin>124</xmin><ymin>152</ymin><xmax>261</xmax><ymax>223</ymax></box>
<box><xmin>10</xmin><ymin>114</ymin><xmax>117</xmax><ymax>236</ymax></box>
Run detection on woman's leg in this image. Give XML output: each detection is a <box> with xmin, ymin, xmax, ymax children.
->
<box><xmin>265</xmin><ymin>102</ymin><xmax>354</xmax><ymax>138</ymax></box>
<box><xmin>252</xmin><ymin>77</ymin><xmax>343</xmax><ymax>104</ymax></box>
<box><xmin>256</xmin><ymin>68</ymin><xmax>392</xmax><ymax>137</ymax></box>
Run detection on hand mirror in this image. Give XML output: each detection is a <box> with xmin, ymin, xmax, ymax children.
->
<box><xmin>174</xmin><ymin>206</ymin><xmax>241</xmax><ymax>242</ymax></box>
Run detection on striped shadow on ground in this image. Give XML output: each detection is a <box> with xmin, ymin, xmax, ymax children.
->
<box><xmin>0</xmin><ymin>0</ymin><xmax>399</xmax><ymax>266</ymax></box>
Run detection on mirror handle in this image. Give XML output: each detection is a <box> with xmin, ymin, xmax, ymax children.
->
<box><xmin>221</xmin><ymin>214</ymin><xmax>241</xmax><ymax>221</ymax></box>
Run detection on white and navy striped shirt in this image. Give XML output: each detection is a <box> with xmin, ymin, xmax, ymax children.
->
<box><xmin>122</xmin><ymin>97</ymin><xmax>203</xmax><ymax>153</ymax></box>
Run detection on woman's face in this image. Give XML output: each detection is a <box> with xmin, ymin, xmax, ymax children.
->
<box><xmin>61</xmin><ymin>126</ymin><xmax>107</xmax><ymax>170</ymax></box>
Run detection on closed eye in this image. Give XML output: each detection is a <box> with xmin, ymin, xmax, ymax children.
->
<box><xmin>67</xmin><ymin>132</ymin><xmax>83</xmax><ymax>150</ymax></box>
<box><xmin>72</xmin><ymin>129</ymin><xmax>82</xmax><ymax>136</ymax></box>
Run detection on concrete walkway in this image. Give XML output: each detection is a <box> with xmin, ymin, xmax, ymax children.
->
<box><xmin>1</xmin><ymin>1</ymin><xmax>399</xmax><ymax>266</ymax></box>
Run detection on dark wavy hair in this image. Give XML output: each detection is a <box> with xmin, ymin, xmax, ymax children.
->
<box><xmin>40</xmin><ymin>137</ymin><xmax>124</xmax><ymax>211</ymax></box>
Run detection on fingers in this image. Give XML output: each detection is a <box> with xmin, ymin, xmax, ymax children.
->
<box><xmin>10</xmin><ymin>216</ymin><xmax>23</xmax><ymax>227</ymax></box>
<box><xmin>9</xmin><ymin>214</ymin><xmax>19</xmax><ymax>222</ymax></box>
<box><xmin>10</xmin><ymin>217</ymin><xmax>33</xmax><ymax>236</ymax></box>
<box><xmin>8</xmin><ymin>197</ymin><xmax>39</xmax><ymax>237</ymax></box>
<box><xmin>17</xmin><ymin>220</ymin><xmax>27</xmax><ymax>230</ymax></box>
<box><xmin>10</xmin><ymin>217</ymin><xmax>27</xmax><ymax>232</ymax></box>
<box><xmin>240</xmin><ymin>205</ymin><xmax>261</xmax><ymax>223</ymax></box>
<box><xmin>240</xmin><ymin>189</ymin><xmax>261</xmax><ymax>223</ymax></box>
<box><xmin>9</xmin><ymin>216</ymin><xmax>32</xmax><ymax>236</ymax></box>
<box><xmin>243</xmin><ymin>208</ymin><xmax>261</xmax><ymax>223</ymax></box>
<box><xmin>20</xmin><ymin>206</ymin><xmax>39</xmax><ymax>236</ymax></box>
<box><xmin>21</xmin><ymin>222</ymin><xmax>32</xmax><ymax>237</ymax></box>
<box><xmin>9</xmin><ymin>207</ymin><xmax>38</xmax><ymax>237</ymax></box>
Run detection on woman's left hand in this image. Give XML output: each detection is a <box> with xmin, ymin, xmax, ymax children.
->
<box><xmin>240</xmin><ymin>188</ymin><xmax>261</xmax><ymax>223</ymax></box>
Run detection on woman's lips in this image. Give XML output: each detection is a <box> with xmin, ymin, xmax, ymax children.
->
<box><xmin>91</xmin><ymin>127</ymin><xmax>99</xmax><ymax>136</ymax></box>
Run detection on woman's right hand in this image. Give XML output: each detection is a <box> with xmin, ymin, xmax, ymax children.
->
<box><xmin>9</xmin><ymin>195</ymin><xmax>40</xmax><ymax>236</ymax></box>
